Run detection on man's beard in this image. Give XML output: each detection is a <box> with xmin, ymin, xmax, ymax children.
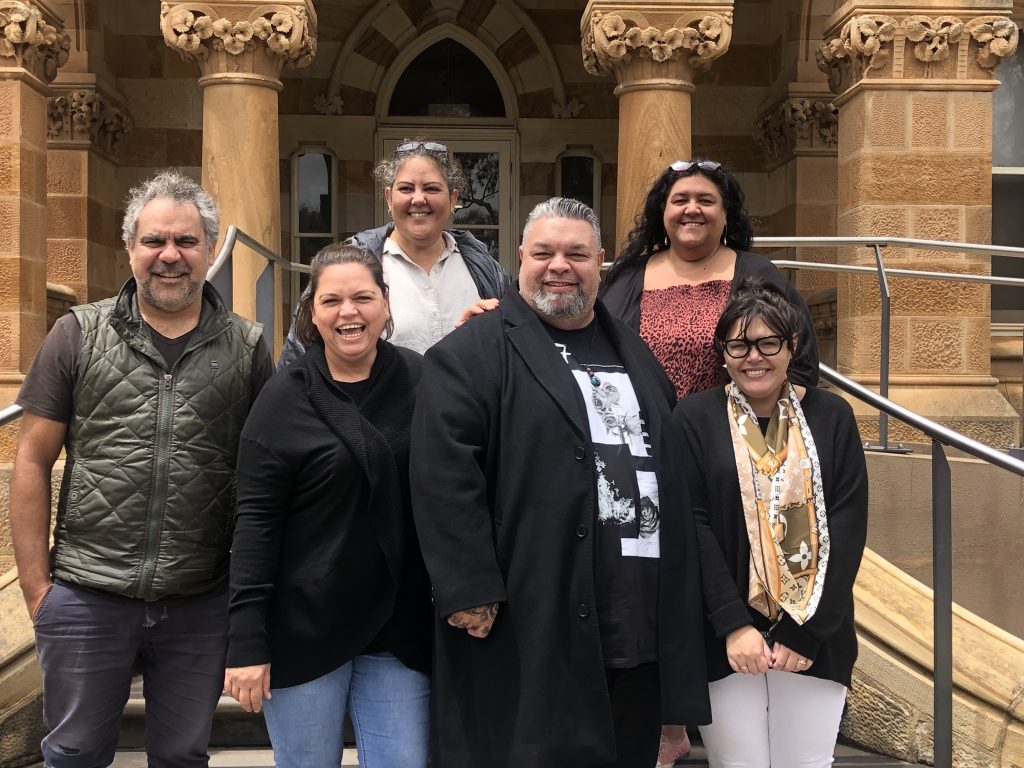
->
<box><xmin>138</xmin><ymin>273</ymin><xmax>204</xmax><ymax>313</ymax></box>
<box><xmin>527</xmin><ymin>285</ymin><xmax>590</xmax><ymax>319</ymax></box>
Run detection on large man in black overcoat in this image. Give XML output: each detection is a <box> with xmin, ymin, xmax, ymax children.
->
<box><xmin>411</xmin><ymin>197</ymin><xmax>711</xmax><ymax>767</ymax></box>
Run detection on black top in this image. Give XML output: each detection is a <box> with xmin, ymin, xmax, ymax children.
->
<box><xmin>673</xmin><ymin>385</ymin><xmax>868</xmax><ymax>687</ymax></box>
<box><xmin>598</xmin><ymin>250</ymin><xmax>821</xmax><ymax>388</ymax></box>
<box><xmin>228</xmin><ymin>341</ymin><xmax>431</xmax><ymax>687</ymax></box>
<box><xmin>542</xmin><ymin>317</ymin><xmax>660</xmax><ymax>668</ymax></box>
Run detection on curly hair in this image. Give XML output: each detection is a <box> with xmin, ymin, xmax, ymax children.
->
<box><xmin>713</xmin><ymin>276</ymin><xmax>800</xmax><ymax>353</ymax></box>
<box><xmin>604</xmin><ymin>160</ymin><xmax>754</xmax><ymax>287</ymax></box>
<box><xmin>373</xmin><ymin>138</ymin><xmax>466</xmax><ymax>196</ymax></box>
<box><xmin>294</xmin><ymin>243</ymin><xmax>394</xmax><ymax>347</ymax></box>
<box><xmin>122</xmin><ymin>169</ymin><xmax>219</xmax><ymax>248</ymax></box>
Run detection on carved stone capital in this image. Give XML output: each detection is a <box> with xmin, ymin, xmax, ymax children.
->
<box><xmin>754</xmin><ymin>94</ymin><xmax>838</xmax><ymax>168</ymax></box>
<box><xmin>0</xmin><ymin>1</ymin><xmax>69</xmax><ymax>85</ymax></box>
<box><xmin>47</xmin><ymin>82</ymin><xmax>133</xmax><ymax>160</ymax></box>
<box><xmin>160</xmin><ymin>1</ymin><xmax>317</xmax><ymax>87</ymax></box>
<box><xmin>581</xmin><ymin>1</ymin><xmax>734</xmax><ymax>91</ymax></box>
<box><xmin>817</xmin><ymin>10</ymin><xmax>1019</xmax><ymax>95</ymax></box>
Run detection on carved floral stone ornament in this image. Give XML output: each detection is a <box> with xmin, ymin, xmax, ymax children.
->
<box><xmin>552</xmin><ymin>97</ymin><xmax>584</xmax><ymax>119</ymax></box>
<box><xmin>967</xmin><ymin>17</ymin><xmax>1019</xmax><ymax>70</ymax></box>
<box><xmin>582</xmin><ymin>10</ymin><xmax>732</xmax><ymax>77</ymax></box>
<box><xmin>816</xmin><ymin>15</ymin><xmax>897</xmax><ymax>92</ymax></box>
<box><xmin>312</xmin><ymin>93</ymin><xmax>343</xmax><ymax>116</ymax></box>
<box><xmin>904</xmin><ymin>16</ymin><xmax>963</xmax><ymax>64</ymax></box>
<box><xmin>160</xmin><ymin>2</ymin><xmax>316</xmax><ymax>69</ymax></box>
<box><xmin>47</xmin><ymin>88</ymin><xmax>133</xmax><ymax>158</ymax></box>
<box><xmin>754</xmin><ymin>97</ymin><xmax>838</xmax><ymax>167</ymax></box>
<box><xmin>0</xmin><ymin>1</ymin><xmax>69</xmax><ymax>83</ymax></box>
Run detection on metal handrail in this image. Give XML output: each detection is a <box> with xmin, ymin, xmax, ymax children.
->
<box><xmin>0</xmin><ymin>403</ymin><xmax>22</xmax><ymax>428</ymax></box>
<box><xmin>820</xmin><ymin>363</ymin><xmax>1024</xmax><ymax>768</ymax></box>
<box><xmin>210</xmin><ymin>225</ymin><xmax>309</xmax><ymax>280</ymax></box>
<box><xmin>751</xmin><ymin>236</ymin><xmax>1024</xmax><ymax>451</ymax></box>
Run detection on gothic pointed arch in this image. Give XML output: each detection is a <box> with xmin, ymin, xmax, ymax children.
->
<box><xmin>322</xmin><ymin>0</ymin><xmax>567</xmax><ymax>118</ymax></box>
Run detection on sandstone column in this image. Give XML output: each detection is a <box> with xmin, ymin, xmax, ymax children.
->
<box><xmin>581</xmin><ymin>1</ymin><xmax>733</xmax><ymax>251</ymax></box>
<box><xmin>0</xmin><ymin>0</ymin><xmax>68</xmax><ymax>458</ymax></box>
<box><xmin>817</xmin><ymin>4</ymin><xmax>1019</xmax><ymax>445</ymax></box>
<box><xmin>160</xmin><ymin>1</ymin><xmax>316</xmax><ymax>341</ymax></box>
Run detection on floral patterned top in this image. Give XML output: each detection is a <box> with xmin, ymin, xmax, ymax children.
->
<box><xmin>639</xmin><ymin>280</ymin><xmax>732</xmax><ymax>399</ymax></box>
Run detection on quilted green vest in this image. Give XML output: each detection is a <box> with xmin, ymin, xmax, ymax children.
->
<box><xmin>52</xmin><ymin>280</ymin><xmax>263</xmax><ymax>600</ymax></box>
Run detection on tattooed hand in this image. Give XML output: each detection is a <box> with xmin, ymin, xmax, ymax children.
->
<box><xmin>447</xmin><ymin>602</ymin><xmax>499</xmax><ymax>638</ymax></box>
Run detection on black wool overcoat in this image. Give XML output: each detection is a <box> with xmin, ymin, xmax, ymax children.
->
<box><xmin>411</xmin><ymin>290</ymin><xmax>711</xmax><ymax>767</ymax></box>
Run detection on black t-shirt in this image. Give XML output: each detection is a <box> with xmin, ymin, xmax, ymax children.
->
<box><xmin>542</xmin><ymin>316</ymin><xmax>660</xmax><ymax>668</ymax></box>
<box><xmin>16</xmin><ymin>305</ymin><xmax>274</xmax><ymax>423</ymax></box>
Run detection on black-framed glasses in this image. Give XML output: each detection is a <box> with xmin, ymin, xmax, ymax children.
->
<box><xmin>722</xmin><ymin>335</ymin><xmax>787</xmax><ymax>359</ymax></box>
<box><xmin>669</xmin><ymin>160</ymin><xmax>722</xmax><ymax>173</ymax></box>
<box><xmin>396</xmin><ymin>141</ymin><xmax>448</xmax><ymax>154</ymax></box>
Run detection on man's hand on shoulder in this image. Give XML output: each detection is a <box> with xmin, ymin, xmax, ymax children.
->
<box><xmin>447</xmin><ymin>602</ymin><xmax>499</xmax><ymax>638</ymax></box>
<box><xmin>454</xmin><ymin>298</ymin><xmax>500</xmax><ymax>329</ymax></box>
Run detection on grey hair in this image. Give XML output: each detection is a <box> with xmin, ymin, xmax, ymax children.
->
<box><xmin>372</xmin><ymin>139</ymin><xmax>466</xmax><ymax>194</ymax></box>
<box><xmin>121</xmin><ymin>169</ymin><xmax>220</xmax><ymax>248</ymax></box>
<box><xmin>522</xmin><ymin>197</ymin><xmax>602</xmax><ymax>249</ymax></box>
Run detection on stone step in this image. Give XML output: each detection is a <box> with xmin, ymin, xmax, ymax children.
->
<box><xmin>98</xmin><ymin>742</ymin><xmax>915</xmax><ymax>767</ymax></box>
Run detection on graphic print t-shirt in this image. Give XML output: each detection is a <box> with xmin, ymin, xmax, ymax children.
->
<box><xmin>543</xmin><ymin>317</ymin><xmax>660</xmax><ymax>667</ymax></box>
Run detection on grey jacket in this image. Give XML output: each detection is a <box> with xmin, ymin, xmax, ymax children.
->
<box><xmin>278</xmin><ymin>225</ymin><xmax>510</xmax><ymax>369</ymax></box>
<box><xmin>54</xmin><ymin>280</ymin><xmax>263</xmax><ymax>600</ymax></box>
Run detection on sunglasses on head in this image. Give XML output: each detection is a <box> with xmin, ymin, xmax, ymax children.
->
<box><xmin>396</xmin><ymin>141</ymin><xmax>449</xmax><ymax>154</ymax></box>
<box><xmin>669</xmin><ymin>160</ymin><xmax>722</xmax><ymax>173</ymax></box>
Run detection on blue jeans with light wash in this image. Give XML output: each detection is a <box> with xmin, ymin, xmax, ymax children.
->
<box><xmin>262</xmin><ymin>652</ymin><xmax>430</xmax><ymax>768</ymax></box>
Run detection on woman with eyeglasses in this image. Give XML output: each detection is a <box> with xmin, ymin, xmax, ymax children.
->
<box><xmin>279</xmin><ymin>139</ymin><xmax>510</xmax><ymax>366</ymax></box>
<box><xmin>673</xmin><ymin>277</ymin><xmax>867</xmax><ymax>767</ymax></box>
<box><xmin>600</xmin><ymin>159</ymin><xmax>818</xmax><ymax>402</ymax></box>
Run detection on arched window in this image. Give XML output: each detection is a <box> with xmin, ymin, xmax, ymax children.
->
<box><xmin>388</xmin><ymin>39</ymin><xmax>506</xmax><ymax>118</ymax></box>
<box><xmin>292</xmin><ymin>147</ymin><xmax>336</xmax><ymax>294</ymax></box>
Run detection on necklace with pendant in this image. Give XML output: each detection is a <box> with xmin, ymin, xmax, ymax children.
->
<box><xmin>563</xmin><ymin>321</ymin><xmax>601</xmax><ymax>387</ymax></box>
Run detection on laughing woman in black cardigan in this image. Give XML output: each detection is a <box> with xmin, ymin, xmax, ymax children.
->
<box><xmin>673</xmin><ymin>278</ymin><xmax>868</xmax><ymax>767</ymax></box>
<box><xmin>224</xmin><ymin>244</ymin><xmax>430</xmax><ymax>768</ymax></box>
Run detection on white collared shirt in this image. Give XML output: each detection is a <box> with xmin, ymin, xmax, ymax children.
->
<box><xmin>381</xmin><ymin>231</ymin><xmax>482</xmax><ymax>354</ymax></box>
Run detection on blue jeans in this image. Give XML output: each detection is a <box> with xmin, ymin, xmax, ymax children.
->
<box><xmin>262</xmin><ymin>652</ymin><xmax>430</xmax><ymax>768</ymax></box>
<box><xmin>33</xmin><ymin>581</ymin><xmax>227</xmax><ymax>768</ymax></box>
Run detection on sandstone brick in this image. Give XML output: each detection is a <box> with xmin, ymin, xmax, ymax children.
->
<box><xmin>47</xmin><ymin>196</ymin><xmax>87</xmax><ymax>239</ymax></box>
<box><xmin>965</xmin><ymin>317</ymin><xmax>993</xmax><ymax>374</ymax></box>
<box><xmin>20</xmin><ymin>145</ymin><xmax>47</xmax><ymax>204</ymax></box>
<box><xmin>0</xmin><ymin>257</ymin><xmax>18</xmax><ymax>310</ymax></box>
<box><xmin>46</xmin><ymin>239</ymin><xmax>87</xmax><ymax>286</ymax></box>
<box><xmin>0</xmin><ymin>81</ymin><xmax>18</xmax><ymax>139</ymax></box>
<box><xmin>909</xmin><ymin>206</ymin><xmax>963</xmax><ymax>243</ymax></box>
<box><xmin>866</xmin><ymin>91</ymin><xmax>908</xmax><ymax>149</ymax></box>
<box><xmin>0</xmin><ymin>312</ymin><xmax>18</xmax><ymax>369</ymax></box>
<box><xmin>47</xmin><ymin>150</ymin><xmax>86</xmax><ymax>195</ymax></box>
<box><xmin>0</xmin><ymin>197</ymin><xmax>19</xmax><ymax>254</ymax></box>
<box><xmin>952</xmin><ymin>92</ymin><xmax>993</xmax><ymax>151</ymax></box>
<box><xmin>908</xmin><ymin>318</ymin><xmax>964</xmax><ymax>372</ymax></box>
<box><xmin>909</xmin><ymin>92</ymin><xmax>949</xmax><ymax>149</ymax></box>
<box><xmin>964</xmin><ymin>206</ymin><xmax>991</xmax><ymax>246</ymax></box>
<box><xmin>838</xmin><ymin>95</ymin><xmax>865</xmax><ymax>156</ymax></box>
<box><xmin>795</xmin><ymin>158</ymin><xmax>837</xmax><ymax>205</ymax></box>
<box><xmin>847</xmin><ymin>154</ymin><xmax>990</xmax><ymax>206</ymax></box>
<box><xmin>20</xmin><ymin>90</ymin><xmax>46</xmax><ymax>149</ymax></box>
<box><xmin>888</xmin><ymin>277</ymin><xmax>987</xmax><ymax>317</ymax></box>
<box><xmin>0</xmin><ymin>142</ymin><xmax>19</xmax><ymax>195</ymax></box>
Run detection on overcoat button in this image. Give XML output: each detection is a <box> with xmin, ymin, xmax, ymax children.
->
<box><xmin>573</xmin><ymin>446</ymin><xmax>586</xmax><ymax>460</ymax></box>
<box><xmin>577</xmin><ymin>603</ymin><xmax>590</xmax><ymax>619</ymax></box>
<box><xmin>576</xmin><ymin>524</ymin><xmax>588</xmax><ymax>539</ymax></box>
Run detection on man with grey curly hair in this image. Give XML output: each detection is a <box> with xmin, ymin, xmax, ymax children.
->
<box><xmin>411</xmin><ymin>198</ymin><xmax>710</xmax><ymax>767</ymax></box>
<box><xmin>11</xmin><ymin>168</ymin><xmax>273</xmax><ymax>767</ymax></box>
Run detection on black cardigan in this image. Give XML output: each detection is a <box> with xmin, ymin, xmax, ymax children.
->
<box><xmin>227</xmin><ymin>341</ymin><xmax>431</xmax><ymax>687</ymax></box>
<box><xmin>598</xmin><ymin>250</ymin><xmax>820</xmax><ymax>388</ymax></box>
<box><xmin>672</xmin><ymin>385</ymin><xmax>868</xmax><ymax>687</ymax></box>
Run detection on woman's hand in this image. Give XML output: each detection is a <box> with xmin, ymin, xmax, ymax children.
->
<box><xmin>225</xmin><ymin>664</ymin><xmax>272</xmax><ymax>713</ymax></box>
<box><xmin>771</xmin><ymin>641</ymin><xmax>813</xmax><ymax>673</ymax></box>
<box><xmin>447</xmin><ymin>602</ymin><xmax>499</xmax><ymax>638</ymax></box>
<box><xmin>454</xmin><ymin>298</ymin><xmax>500</xmax><ymax>329</ymax></box>
<box><xmin>725</xmin><ymin>625</ymin><xmax>772</xmax><ymax>675</ymax></box>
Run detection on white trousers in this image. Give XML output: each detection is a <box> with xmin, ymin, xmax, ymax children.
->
<box><xmin>698</xmin><ymin>670</ymin><xmax>847</xmax><ymax>768</ymax></box>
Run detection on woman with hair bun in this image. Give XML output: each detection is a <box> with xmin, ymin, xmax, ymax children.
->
<box><xmin>674</xmin><ymin>277</ymin><xmax>867</xmax><ymax>767</ymax></box>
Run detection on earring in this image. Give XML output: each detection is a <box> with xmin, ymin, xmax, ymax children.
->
<box><xmin>721</xmin><ymin>223</ymin><xmax>728</xmax><ymax>244</ymax></box>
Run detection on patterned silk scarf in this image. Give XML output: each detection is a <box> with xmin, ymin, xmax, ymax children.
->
<box><xmin>726</xmin><ymin>381</ymin><xmax>830</xmax><ymax>625</ymax></box>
